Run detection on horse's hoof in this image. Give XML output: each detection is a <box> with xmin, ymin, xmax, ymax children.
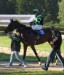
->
<box><xmin>19</xmin><ymin>63</ymin><xmax>22</xmax><ymax>66</ymax></box>
<box><xmin>55</xmin><ymin>62</ymin><xmax>59</xmax><ymax>65</ymax></box>
<box><xmin>38</xmin><ymin>62</ymin><xmax>41</xmax><ymax>65</ymax></box>
<box><xmin>56</xmin><ymin>63</ymin><xmax>58</xmax><ymax>65</ymax></box>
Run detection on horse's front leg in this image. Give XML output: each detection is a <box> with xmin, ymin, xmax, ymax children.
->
<box><xmin>31</xmin><ymin>45</ymin><xmax>41</xmax><ymax>65</ymax></box>
<box><xmin>23</xmin><ymin>44</ymin><xmax>28</xmax><ymax>60</ymax></box>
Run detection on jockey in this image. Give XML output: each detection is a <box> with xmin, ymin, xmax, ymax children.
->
<box><xmin>31</xmin><ymin>9</ymin><xmax>43</xmax><ymax>30</ymax></box>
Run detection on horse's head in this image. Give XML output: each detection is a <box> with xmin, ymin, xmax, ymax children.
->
<box><xmin>5</xmin><ymin>19</ymin><xmax>25</xmax><ymax>33</ymax></box>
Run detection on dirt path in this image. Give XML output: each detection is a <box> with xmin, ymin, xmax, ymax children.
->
<box><xmin>0</xmin><ymin>47</ymin><xmax>64</xmax><ymax>71</ymax></box>
<box><xmin>0</xmin><ymin>62</ymin><xmax>64</xmax><ymax>71</ymax></box>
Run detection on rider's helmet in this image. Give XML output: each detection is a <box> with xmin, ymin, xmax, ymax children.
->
<box><xmin>33</xmin><ymin>9</ymin><xmax>39</xmax><ymax>13</ymax></box>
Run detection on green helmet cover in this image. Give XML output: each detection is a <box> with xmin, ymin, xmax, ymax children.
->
<box><xmin>33</xmin><ymin>9</ymin><xmax>39</xmax><ymax>13</ymax></box>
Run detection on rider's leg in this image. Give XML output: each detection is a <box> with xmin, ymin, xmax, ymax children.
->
<box><xmin>31</xmin><ymin>25</ymin><xmax>42</xmax><ymax>30</ymax></box>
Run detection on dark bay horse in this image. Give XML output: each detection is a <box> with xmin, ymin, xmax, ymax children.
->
<box><xmin>5</xmin><ymin>19</ymin><xmax>52</xmax><ymax>63</ymax></box>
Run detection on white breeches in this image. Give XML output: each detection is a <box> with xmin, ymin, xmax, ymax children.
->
<box><xmin>31</xmin><ymin>25</ymin><xmax>42</xmax><ymax>30</ymax></box>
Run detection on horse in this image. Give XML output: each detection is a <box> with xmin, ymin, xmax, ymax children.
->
<box><xmin>5</xmin><ymin>19</ymin><xmax>53</xmax><ymax>64</ymax></box>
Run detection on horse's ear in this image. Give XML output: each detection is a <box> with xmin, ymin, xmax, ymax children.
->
<box><xmin>10</xmin><ymin>18</ymin><xmax>14</xmax><ymax>22</ymax></box>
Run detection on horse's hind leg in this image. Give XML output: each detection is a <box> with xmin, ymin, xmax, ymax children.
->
<box><xmin>23</xmin><ymin>44</ymin><xmax>28</xmax><ymax>60</ymax></box>
<box><xmin>31</xmin><ymin>45</ymin><xmax>41</xmax><ymax>63</ymax></box>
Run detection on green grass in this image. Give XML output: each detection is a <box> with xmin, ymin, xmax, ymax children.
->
<box><xmin>0</xmin><ymin>70</ymin><xmax>64</xmax><ymax>75</ymax></box>
<box><xmin>0</xmin><ymin>36</ymin><xmax>11</xmax><ymax>48</ymax></box>
<box><xmin>0</xmin><ymin>36</ymin><xmax>64</xmax><ymax>52</ymax></box>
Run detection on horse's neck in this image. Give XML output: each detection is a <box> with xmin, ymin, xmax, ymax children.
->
<box><xmin>17</xmin><ymin>23</ymin><xmax>26</xmax><ymax>28</ymax></box>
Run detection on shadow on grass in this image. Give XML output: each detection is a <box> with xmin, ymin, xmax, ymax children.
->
<box><xmin>0</xmin><ymin>53</ymin><xmax>47</xmax><ymax>62</ymax></box>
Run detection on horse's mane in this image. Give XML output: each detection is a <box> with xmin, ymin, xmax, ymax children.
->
<box><xmin>16</xmin><ymin>20</ymin><xmax>32</xmax><ymax>30</ymax></box>
<box><xmin>16</xmin><ymin>20</ymin><xmax>26</xmax><ymax>28</ymax></box>
<box><xmin>12</xmin><ymin>20</ymin><xmax>51</xmax><ymax>33</ymax></box>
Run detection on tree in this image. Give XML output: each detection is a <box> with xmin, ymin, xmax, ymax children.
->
<box><xmin>0</xmin><ymin>0</ymin><xmax>8</xmax><ymax>14</ymax></box>
<box><xmin>6</xmin><ymin>0</ymin><xmax>17</xmax><ymax>14</ymax></box>
<box><xmin>47</xmin><ymin>0</ymin><xmax>59</xmax><ymax>22</ymax></box>
<box><xmin>0</xmin><ymin>0</ymin><xmax>62</xmax><ymax>24</ymax></box>
<box><xmin>0</xmin><ymin>0</ymin><xmax>18</xmax><ymax>14</ymax></box>
<box><xmin>20</xmin><ymin>0</ymin><xmax>46</xmax><ymax>14</ymax></box>
<box><xmin>58</xmin><ymin>0</ymin><xmax>64</xmax><ymax>26</ymax></box>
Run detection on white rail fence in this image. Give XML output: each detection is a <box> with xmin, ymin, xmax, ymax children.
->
<box><xmin>0</xmin><ymin>14</ymin><xmax>35</xmax><ymax>25</ymax></box>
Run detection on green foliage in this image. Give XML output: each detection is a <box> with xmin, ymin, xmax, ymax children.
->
<box><xmin>0</xmin><ymin>0</ymin><xmax>8</xmax><ymax>14</ymax></box>
<box><xmin>58</xmin><ymin>0</ymin><xmax>64</xmax><ymax>26</ymax></box>
<box><xmin>0</xmin><ymin>0</ymin><xmax>17</xmax><ymax>14</ymax></box>
<box><xmin>47</xmin><ymin>0</ymin><xmax>59</xmax><ymax>21</ymax></box>
<box><xmin>19</xmin><ymin>0</ymin><xmax>46</xmax><ymax>14</ymax></box>
<box><xmin>0</xmin><ymin>0</ymin><xmax>47</xmax><ymax>14</ymax></box>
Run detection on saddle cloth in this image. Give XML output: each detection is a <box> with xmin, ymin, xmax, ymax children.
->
<box><xmin>37</xmin><ymin>29</ymin><xmax>45</xmax><ymax>35</ymax></box>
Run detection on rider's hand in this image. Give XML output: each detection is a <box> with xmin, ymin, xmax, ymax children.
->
<box><xmin>53</xmin><ymin>37</ymin><xmax>58</xmax><ymax>42</ymax></box>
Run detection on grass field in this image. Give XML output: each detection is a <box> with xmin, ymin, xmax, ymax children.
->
<box><xmin>0</xmin><ymin>35</ymin><xmax>64</xmax><ymax>61</ymax></box>
<box><xmin>0</xmin><ymin>35</ymin><xmax>64</xmax><ymax>62</ymax></box>
<box><xmin>0</xmin><ymin>70</ymin><xmax>64</xmax><ymax>75</ymax></box>
<box><xmin>0</xmin><ymin>35</ymin><xmax>64</xmax><ymax>52</ymax></box>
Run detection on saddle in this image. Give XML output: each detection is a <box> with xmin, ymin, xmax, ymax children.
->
<box><xmin>35</xmin><ymin>29</ymin><xmax>45</xmax><ymax>36</ymax></box>
<box><xmin>34</xmin><ymin>29</ymin><xmax>45</xmax><ymax>44</ymax></box>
